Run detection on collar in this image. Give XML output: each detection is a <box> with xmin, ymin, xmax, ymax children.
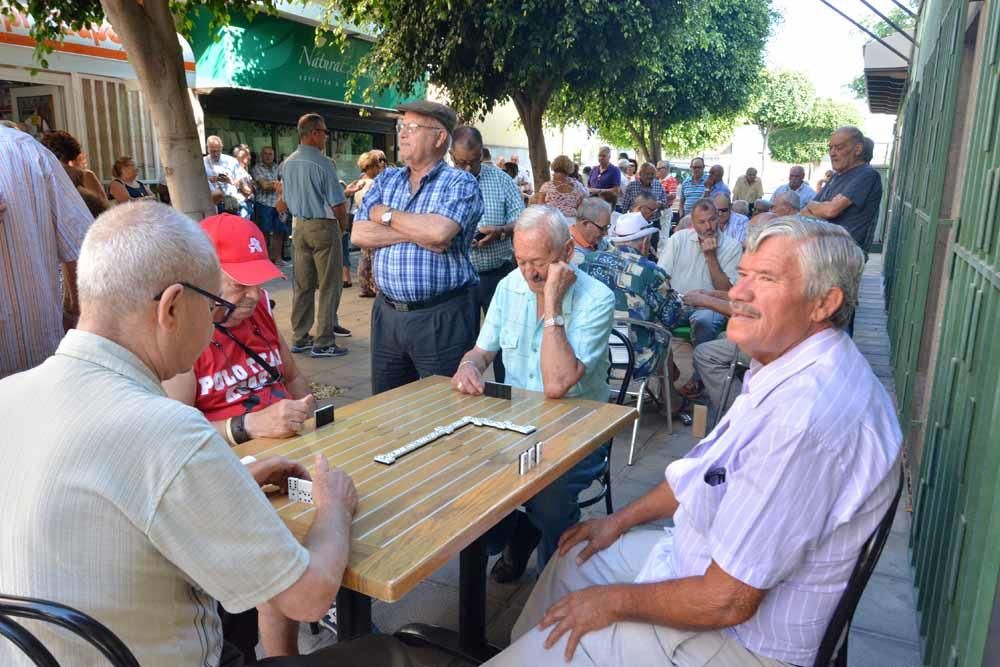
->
<box><xmin>508</xmin><ymin>265</ymin><xmax>580</xmax><ymax>319</ymax></box>
<box><xmin>55</xmin><ymin>329</ymin><xmax>166</xmax><ymax>397</ymax></box>
<box><xmin>569</xmin><ymin>223</ymin><xmax>597</xmax><ymax>251</ymax></box>
<box><xmin>402</xmin><ymin>159</ymin><xmax>448</xmax><ymax>182</ymax></box>
<box><xmin>743</xmin><ymin>327</ymin><xmax>843</xmax><ymax>408</ymax></box>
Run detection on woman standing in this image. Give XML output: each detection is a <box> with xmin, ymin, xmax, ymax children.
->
<box><xmin>108</xmin><ymin>156</ymin><xmax>155</xmax><ymax>204</ymax></box>
<box><xmin>533</xmin><ymin>155</ymin><xmax>586</xmax><ymax>221</ymax></box>
<box><xmin>344</xmin><ymin>150</ymin><xmax>386</xmax><ymax>297</ymax></box>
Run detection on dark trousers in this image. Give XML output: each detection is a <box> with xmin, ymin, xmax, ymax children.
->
<box><xmin>370</xmin><ymin>287</ymin><xmax>478</xmax><ymax>394</ymax></box>
<box><xmin>475</xmin><ymin>262</ymin><xmax>514</xmax><ymax>383</ymax></box>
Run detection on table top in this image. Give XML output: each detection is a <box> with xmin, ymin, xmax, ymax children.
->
<box><xmin>233</xmin><ymin>376</ymin><xmax>635</xmax><ymax>602</ymax></box>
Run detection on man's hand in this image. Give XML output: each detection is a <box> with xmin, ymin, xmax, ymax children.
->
<box><xmin>543</xmin><ymin>261</ymin><xmax>576</xmax><ymax>310</ymax></box>
<box><xmin>681</xmin><ymin>289</ymin><xmax>713</xmax><ymax>309</ymax></box>
<box><xmin>557</xmin><ymin>515</ymin><xmax>624</xmax><ymax>565</ymax></box>
<box><xmin>247</xmin><ymin>456</ymin><xmax>310</xmax><ymax>492</ymax></box>
<box><xmin>699</xmin><ymin>234</ymin><xmax>719</xmax><ymax>256</ymax></box>
<box><xmin>244</xmin><ymin>395</ymin><xmax>318</xmax><ymax>438</ymax></box>
<box><xmin>539</xmin><ymin>586</ymin><xmax>619</xmax><ymax>661</ymax></box>
<box><xmin>451</xmin><ymin>361</ymin><xmax>485</xmax><ymax>395</ymax></box>
<box><xmin>311</xmin><ymin>453</ymin><xmax>358</xmax><ymax>516</ymax></box>
<box><xmin>368</xmin><ymin>204</ymin><xmax>388</xmax><ymax>223</ymax></box>
<box><xmin>473</xmin><ymin>227</ymin><xmax>504</xmax><ymax>248</ymax></box>
<box><xmin>217</xmin><ymin>173</ymin><xmax>232</xmax><ymax>185</ymax></box>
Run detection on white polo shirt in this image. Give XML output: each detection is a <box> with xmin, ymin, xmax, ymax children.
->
<box><xmin>658</xmin><ymin>228</ymin><xmax>742</xmax><ymax>294</ymax></box>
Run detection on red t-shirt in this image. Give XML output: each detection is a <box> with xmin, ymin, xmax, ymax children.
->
<box><xmin>192</xmin><ymin>290</ymin><xmax>290</xmax><ymax>422</ymax></box>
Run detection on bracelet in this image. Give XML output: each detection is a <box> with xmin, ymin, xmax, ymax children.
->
<box><xmin>224</xmin><ymin>417</ymin><xmax>237</xmax><ymax>446</ymax></box>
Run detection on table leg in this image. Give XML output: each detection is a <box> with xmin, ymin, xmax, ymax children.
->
<box><xmin>336</xmin><ymin>587</ymin><xmax>372</xmax><ymax>641</ymax></box>
<box><xmin>395</xmin><ymin>537</ymin><xmax>501</xmax><ymax>664</ymax></box>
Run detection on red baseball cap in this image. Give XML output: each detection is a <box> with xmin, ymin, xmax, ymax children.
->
<box><xmin>200</xmin><ymin>213</ymin><xmax>284</xmax><ymax>285</ymax></box>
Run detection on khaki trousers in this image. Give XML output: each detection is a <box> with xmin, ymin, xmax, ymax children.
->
<box><xmin>484</xmin><ymin>530</ymin><xmax>789</xmax><ymax>667</ymax></box>
<box><xmin>290</xmin><ymin>217</ymin><xmax>342</xmax><ymax>348</ymax></box>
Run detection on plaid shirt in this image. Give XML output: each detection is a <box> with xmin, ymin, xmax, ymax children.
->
<box><xmin>470</xmin><ymin>163</ymin><xmax>524</xmax><ymax>272</ymax></box>
<box><xmin>251</xmin><ymin>163</ymin><xmax>281</xmax><ymax>208</ymax></box>
<box><xmin>620</xmin><ymin>180</ymin><xmax>669</xmax><ymax>217</ymax></box>
<box><xmin>356</xmin><ymin>160</ymin><xmax>483</xmax><ymax>302</ymax></box>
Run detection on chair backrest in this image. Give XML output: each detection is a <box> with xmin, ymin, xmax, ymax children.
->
<box><xmin>607</xmin><ymin>328</ymin><xmax>635</xmax><ymax>406</ymax></box>
<box><xmin>0</xmin><ymin>594</ymin><xmax>140</xmax><ymax>667</ymax></box>
<box><xmin>613</xmin><ymin>317</ymin><xmax>672</xmax><ymax>381</ymax></box>
<box><xmin>811</xmin><ymin>467</ymin><xmax>905</xmax><ymax>667</ymax></box>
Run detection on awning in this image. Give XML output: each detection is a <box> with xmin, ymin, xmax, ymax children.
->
<box><xmin>188</xmin><ymin>10</ymin><xmax>423</xmax><ymax>112</ymax></box>
<box><xmin>863</xmin><ymin>31</ymin><xmax>912</xmax><ymax>114</ymax></box>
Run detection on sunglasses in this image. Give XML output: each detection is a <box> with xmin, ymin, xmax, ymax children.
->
<box><xmin>153</xmin><ymin>282</ymin><xmax>236</xmax><ymax>324</ymax></box>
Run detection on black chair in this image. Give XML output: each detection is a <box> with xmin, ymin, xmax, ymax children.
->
<box><xmin>811</xmin><ymin>467</ymin><xmax>905</xmax><ymax>667</ymax></box>
<box><xmin>707</xmin><ymin>346</ymin><xmax>751</xmax><ymax>432</ymax></box>
<box><xmin>0</xmin><ymin>594</ymin><xmax>139</xmax><ymax>667</ymax></box>
<box><xmin>578</xmin><ymin>328</ymin><xmax>635</xmax><ymax>515</ymax></box>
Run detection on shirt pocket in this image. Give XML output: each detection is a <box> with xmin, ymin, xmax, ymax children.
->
<box><xmin>500</xmin><ymin>328</ymin><xmax>520</xmax><ymax>352</ymax></box>
<box><xmin>686</xmin><ymin>481</ymin><xmax>728</xmax><ymax>536</ymax></box>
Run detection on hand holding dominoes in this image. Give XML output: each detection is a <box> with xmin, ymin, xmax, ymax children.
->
<box><xmin>246</xmin><ymin>455</ymin><xmax>310</xmax><ymax>492</ymax></box>
<box><xmin>289</xmin><ymin>454</ymin><xmax>358</xmax><ymax>516</ymax></box>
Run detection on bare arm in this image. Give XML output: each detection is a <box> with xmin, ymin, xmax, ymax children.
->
<box><xmin>451</xmin><ymin>347</ymin><xmax>498</xmax><ymax>395</ymax></box>
<box><xmin>700</xmin><ymin>239</ymin><xmax>733</xmax><ymax>292</ymax></box>
<box><xmin>540</xmin><ymin>325</ymin><xmax>586</xmax><ymax>399</ymax></box>
<box><xmin>108</xmin><ymin>180</ymin><xmax>130</xmax><ymax>204</ymax></box>
<box><xmin>682</xmin><ymin>290</ymin><xmax>732</xmax><ymax>317</ymax></box>
<box><xmin>369</xmin><ymin>203</ymin><xmax>460</xmax><ymax>249</ymax></box>
<box><xmin>62</xmin><ymin>261</ymin><xmax>79</xmax><ymax>330</ymax></box>
<box><xmin>82</xmin><ymin>170</ymin><xmax>104</xmax><ymax>197</ymax></box>
<box><xmin>803</xmin><ymin>194</ymin><xmax>852</xmax><ymax>220</ymax></box>
<box><xmin>351</xmin><ymin>219</ymin><xmax>413</xmax><ymax>249</ymax></box>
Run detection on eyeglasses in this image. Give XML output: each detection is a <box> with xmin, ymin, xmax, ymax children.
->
<box><xmin>153</xmin><ymin>282</ymin><xmax>236</xmax><ymax>324</ymax></box>
<box><xmin>717</xmin><ymin>207</ymin><xmax>730</xmax><ymax>213</ymax></box>
<box><xmin>397</xmin><ymin>121</ymin><xmax>443</xmax><ymax>135</ymax></box>
<box><xmin>313</xmin><ymin>128</ymin><xmax>332</xmax><ymax>136</ymax></box>
<box><xmin>450</xmin><ymin>152</ymin><xmax>482</xmax><ymax>170</ymax></box>
<box><xmin>582</xmin><ymin>218</ymin><xmax>610</xmax><ymax>234</ymax></box>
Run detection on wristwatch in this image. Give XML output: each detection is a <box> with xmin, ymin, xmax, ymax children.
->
<box><xmin>543</xmin><ymin>315</ymin><xmax>566</xmax><ymax>328</ymax></box>
<box><xmin>380</xmin><ymin>208</ymin><xmax>394</xmax><ymax>226</ymax></box>
<box><xmin>231</xmin><ymin>413</ymin><xmax>252</xmax><ymax>444</ymax></box>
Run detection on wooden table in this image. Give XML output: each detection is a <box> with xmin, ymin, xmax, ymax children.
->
<box><xmin>234</xmin><ymin>376</ymin><xmax>635</xmax><ymax>661</ymax></box>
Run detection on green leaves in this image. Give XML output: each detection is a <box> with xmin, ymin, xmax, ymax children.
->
<box><xmin>768</xmin><ymin>98</ymin><xmax>861</xmax><ymax>164</ymax></box>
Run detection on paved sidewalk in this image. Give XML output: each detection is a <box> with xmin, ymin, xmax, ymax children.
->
<box><xmin>262</xmin><ymin>252</ymin><xmax>920</xmax><ymax>666</ymax></box>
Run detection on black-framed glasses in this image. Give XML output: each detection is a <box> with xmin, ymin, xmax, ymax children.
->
<box><xmin>717</xmin><ymin>207</ymin><xmax>730</xmax><ymax>213</ymax></box>
<box><xmin>313</xmin><ymin>128</ymin><xmax>332</xmax><ymax>136</ymax></box>
<box><xmin>153</xmin><ymin>282</ymin><xmax>236</xmax><ymax>324</ymax></box>
<box><xmin>582</xmin><ymin>218</ymin><xmax>610</xmax><ymax>234</ymax></box>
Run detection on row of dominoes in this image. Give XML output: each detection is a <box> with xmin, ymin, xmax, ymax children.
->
<box><xmin>518</xmin><ymin>442</ymin><xmax>543</xmax><ymax>475</ymax></box>
<box><xmin>373</xmin><ymin>416</ymin><xmax>538</xmax><ymax>465</ymax></box>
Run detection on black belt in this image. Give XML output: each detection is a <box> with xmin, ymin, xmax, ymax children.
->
<box><xmin>382</xmin><ymin>284</ymin><xmax>470</xmax><ymax>312</ymax></box>
<box><xmin>479</xmin><ymin>261</ymin><xmax>515</xmax><ymax>276</ymax></box>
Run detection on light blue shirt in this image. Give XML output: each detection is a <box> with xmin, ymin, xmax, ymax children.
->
<box><xmin>476</xmin><ymin>265</ymin><xmax>615</xmax><ymax>403</ymax></box>
<box><xmin>773</xmin><ymin>182</ymin><xmax>817</xmax><ymax>207</ymax></box>
<box><xmin>279</xmin><ymin>144</ymin><xmax>345</xmax><ymax>219</ymax></box>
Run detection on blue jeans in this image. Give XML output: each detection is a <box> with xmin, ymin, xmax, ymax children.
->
<box><xmin>485</xmin><ymin>443</ymin><xmax>610</xmax><ymax>571</ymax></box>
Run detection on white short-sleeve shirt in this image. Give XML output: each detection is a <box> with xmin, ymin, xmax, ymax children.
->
<box><xmin>658</xmin><ymin>228</ymin><xmax>742</xmax><ymax>294</ymax></box>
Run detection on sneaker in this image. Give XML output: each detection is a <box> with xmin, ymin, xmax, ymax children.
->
<box><xmin>311</xmin><ymin>345</ymin><xmax>348</xmax><ymax>358</ymax></box>
<box><xmin>334</xmin><ymin>326</ymin><xmax>352</xmax><ymax>337</ymax></box>
<box><xmin>289</xmin><ymin>336</ymin><xmax>313</xmax><ymax>354</ymax></box>
<box><xmin>318</xmin><ymin>604</ymin><xmax>337</xmax><ymax>635</ymax></box>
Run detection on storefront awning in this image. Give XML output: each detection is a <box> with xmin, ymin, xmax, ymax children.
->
<box><xmin>189</xmin><ymin>10</ymin><xmax>423</xmax><ymax>112</ymax></box>
<box><xmin>863</xmin><ymin>32</ymin><xmax>912</xmax><ymax>115</ymax></box>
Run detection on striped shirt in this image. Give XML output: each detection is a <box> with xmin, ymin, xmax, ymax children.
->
<box><xmin>470</xmin><ymin>163</ymin><xmax>524</xmax><ymax>273</ymax></box>
<box><xmin>719</xmin><ymin>212</ymin><xmax>750</xmax><ymax>245</ymax></box>
<box><xmin>679</xmin><ymin>175</ymin><xmax>708</xmax><ymax>214</ymax></box>
<box><xmin>635</xmin><ymin>327</ymin><xmax>902</xmax><ymax>665</ymax></box>
<box><xmin>357</xmin><ymin>160</ymin><xmax>483</xmax><ymax>302</ymax></box>
<box><xmin>0</xmin><ymin>126</ymin><xmax>92</xmax><ymax>379</ymax></box>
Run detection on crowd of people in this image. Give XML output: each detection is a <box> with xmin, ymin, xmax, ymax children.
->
<box><xmin>0</xmin><ymin>100</ymin><xmax>897</xmax><ymax>667</ymax></box>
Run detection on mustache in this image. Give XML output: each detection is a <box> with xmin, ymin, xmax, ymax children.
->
<box><xmin>730</xmin><ymin>300</ymin><xmax>761</xmax><ymax>318</ymax></box>
<box><xmin>236</xmin><ymin>298</ymin><xmax>257</xmax><ymax>310</ymax></box>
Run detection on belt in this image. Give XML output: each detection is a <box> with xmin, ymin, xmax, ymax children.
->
<box><xmin>479</xmin><ymin>261</ymin><xmax>515</xmax><ymax>276</ymax></box>
<box><xmin>382</xmin><ymin>284</ymin><xmax>470</xmax><ymax>312</ymax></box>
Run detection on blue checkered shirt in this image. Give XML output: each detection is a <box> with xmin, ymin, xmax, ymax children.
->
<box><xmin>620</xmin><ymin>179</ymin><xmax>669</xmax><ymax>214</ymax></box>
<box><xmin>470</xmin><ymin>163</ymin><xmax>524</xmax><ymax>273</ymax></box>
<box><xmin>356</xmin><ymin>160</ymin><xmax>484</xmax><ymax>302</ymax></box>
<box><xmin>251</xmin><ymin>163</ymin><xmax>280</xmax><ymax>208</ymax></box>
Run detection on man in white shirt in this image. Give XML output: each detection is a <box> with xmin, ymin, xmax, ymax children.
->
<box><xmin>204</xmin><ymin>135</ymin><xmax>249</xmax><ymax>216</ymax></box>
<box><xmin>483</xmin><ymin>216</ymin><xmax>902</xmax><ymax>667</ymax></box>
<box><xmin>772</xmin><ymin>165</ymin><xmax>817</xmax><ymax>208</ymax></box>
<box><xmin>510</xmin><ymin>154</ymin><xmax>534</xmax><ymax>197</ymax></box>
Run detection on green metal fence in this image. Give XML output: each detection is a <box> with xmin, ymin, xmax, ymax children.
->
<box><xmin>883</xmin><ymin>0</ymin><xmax>1000</xmax><ymax>664</ymax></box>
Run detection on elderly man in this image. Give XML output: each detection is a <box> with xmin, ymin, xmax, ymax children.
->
<box><xmin>773</xmin><ymin>165</ymin><xmax>817</xmax><ymax>207</ymax></box>
<box><xmin>704</xmin><ymin>164</ymin><xmax>730</xmax><ymax>199</ymax></box>
<box><xmin>579</xmin><ymin>212</ymin><xmax>682</xmax><ymax>379</ymax></box>
<box><xmin>0</xmin><ymin>202</ymin><xmax>435</xmax><ymax>666</ymax></box>
<box><xmin>713</xmin><ymin>192</ymin><xmax>750</xmax><ymax>245</ymax></box>
<box><xmin>252</xmin><ymin>146</ymin><xmax>289</xmax><ymax>265</ymax></box>
<box><xmin>353</xmin><ymin>100</ymin><xmax>484</xmax><ymax>394</ymax></box>
<box><xmin>655</xmin><ymin>160</ymin><xmax>678</xmax><ymax>207</ymax></box>
<box><xmin>804</xmin><ymin>126</ymin><xmax>884</xmax><ymax>249</ymax></box>
<box><xmin>452</xmin><ymin>126</ymin><xmax>525</xmax><ymax>383</ymax></box>
<box><xmin>511</xmin><ymin>154</ymin><xmax>534</xmax><ymax>197</ymax></box>
<box><xmin>678</xmin><ymin>157</ymin><xmax>707</xmax><ymax>216</ymax></box>
<box><xmin>771</xmin><ymin>190</ymin><xmax>802</xmax><ymax>217</ymax></box>
<box><xmin>732</xmin><ymin>166</ymin><xmax>764</xmax><ymax>203</ymax></box>
<box><xmin>281</xmin><ymin>113</ymin><xmax>351</xmax><ymax>357</ymax></box>
<box><xmin>569</xmin><ymin>196</ymin><xmax>613</xmax><ymax>265</ymax></box>
<box><xmin>452</xmin><ymin>205</ymin><xmax>615</xmax><ymax>583</ymax></box>
<box><xmin>0</xmin><ymin>124</ymin><xmax>92</xmax><ymax>379</ymax></box>
<box><xmin>483</xmin><ymin>217</ymin><xmax>902</xmax><ymax>667</ymax></box>
<box><xmin>587</xmin><ymin>146</ymin><xmax>622</xmax><ymax>197</ymax></box>
<box><xmin>658</xmin><ymin>198</ymin><xmax>742</xmax><ymax>397</ymax></box>
<box><xmin>205</xmin><ymin>135</ymin><xmax>249</xmax><ymax>217</ymax></box>
<box><xmin>620</xmin><ymin>163</ymin><xmax>669</xmax><ymax>222</ymax></box>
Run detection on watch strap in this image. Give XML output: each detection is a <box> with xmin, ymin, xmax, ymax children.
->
<box><xmin>231</xmin><ymin>413</ymin><xmax>252</xmax><ymax>444</ymax></box>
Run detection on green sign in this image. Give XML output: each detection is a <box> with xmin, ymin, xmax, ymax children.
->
<box><xmin>189</xmin><ymin>10</ymin><xmax>423</xmax><ymax>110</ymax></box>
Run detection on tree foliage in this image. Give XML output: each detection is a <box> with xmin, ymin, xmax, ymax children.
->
<box><xmin>320</xmin><ymin>0</ymin><xmax>683</xmax><ymax>185</ymax></box>
<box><xmin>659</xmin><ymin>114</ymin><xmax>743</xmax><ymax>157</ymax></box>
<box><xmin>768</xmin><ymin>98</ymin><xmax>861</xmax><ymax>164</ymax></box>
<box><xmin>547</xmin><ymin>0</ymin><xmax>774</xmax><ymax>163</ymax></box>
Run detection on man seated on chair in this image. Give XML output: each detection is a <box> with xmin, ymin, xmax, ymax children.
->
<box><xmin>657</xmin><ymin>198</ymin><xmax>742</xmax><ymax>398</ymax></box>
<box><xmin>482</xmin><ymin>216</ymin><xmax>903</xmax><ymax>667</ymax></box>
<box><xmin>0</xmin><ymin>202</ymin><xmax>428</xmax><ymax>666</ymax></box>
<box><xmin>451</xmin><ymin>205</ymin><xmax>615</xmax><ymax>584</ymax></box>
<box><xmin>577</xmin><ymin>211</ymin><xmax>684</xmax><ymax>415</ymax></box>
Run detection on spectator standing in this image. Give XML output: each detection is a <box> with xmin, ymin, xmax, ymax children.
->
<box><xmin>773</xmin><ymin>165</ymin><xmax>817</xmax><ymax>207</ymax></box>
<box><xmin>619</xmin><ymin>160</ymin><xmax>634</xmax><ymax>188</ymax></box>
<box><xmin>620</xmin><ymin>163</ymin><xmax>669</xmax><ymax>225</ymax></box>
<box><xmin>704</xmin><ymin>164</ymin><xmax>730</xmax><ymax>198</ymax></box>
<box><xmin>344</xmin><ymin>150</ymin><xmax>387</xmax><ymax>297</ymax></box>
<box><xmin>510</xmin><ymin>154</ymin><xmax>534</xmax><ymax>198</ymax></box>
<box><xmin>352</xmin><ymin>101</ymin><xmax>484</xmax><ymax>394</ymax></box>
<box><xmin>678</xmin><ymin>157</ymin><xmax>708</xmax><ymax>216</ymax></box>
<box><xmin>108</xmin><ymin>156</ymin><xmax>155</xmax><ymax>204</ymax></box>
<box><xmin>251</xmin><ymin>146</ymin><xmax>288</xmax><ymax>265</ymax></box>
<box><xmin>732</xmin><ymin>166</ymin><xmax>764</xmax><ymax>202</ymax></box>
<box><xmin>587</xmin><ymin>146</ymin><xmax>622</xmax><ymax>197</ymax></box>
<box><xmin>655</xmin><ymin>160</ymin><xmax>678</xmax><ymax>209</ymax></box>
<box><xmin>204</xmin><ymin>135</ymin><xmax>247</xmax><ymax>216</ymax></box>
<box><xmin>40</xmin><ymin>130</ymin><xmax>105</xmax><ymax>197</ymax></box>
<box><xmin>0</xmin><ymin>125</ymin><xmax>92</xmax><ymax>379</ymax></box>
<box><xmin>536</xmin><ymin>155</ymin><xmax>587</xmax><ymax>220</ymax></box>
<box><xmin>281</xmin><ymin>113</ymin><xmax>351</xmax><ymax>358</ymax></box>
<box><xmin>232</xmin><ymin>145</ymin><xmax>256</xmax><ymax>219</ymax></box>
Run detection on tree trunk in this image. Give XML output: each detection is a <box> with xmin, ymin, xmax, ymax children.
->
<box><xmin>650</xmin><ymin>134</ymin><xmax>663</xmax><ymax>165</ymax></box>
<box><xmin>511</xmin><ymin>89</ymin><xmax>552</xmax><ymax>191</ymax></box>
<box><xmin>626</xmin><ymin>121</ymin><xmax>651</xmax><ymax>164</ymax></box>
<box><xmin>101</xmin><ymin>0</ymin><xmax>215</xmax><ymax>220</ymax></box>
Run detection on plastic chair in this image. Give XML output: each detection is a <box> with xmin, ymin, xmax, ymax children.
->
<box><xmin>578</xmin><ymin>328</ymin><xmax>634</xmax><ymax>515</ymax></box>
<box><xmin>811</xmin><ymin>467</ymin><xmax>905</xmax><ymax>667</ymax></box>
<box><xmin>0</xmin><ymin>594</ymin><xmax>140</xmax><ymax>667</ymax></box>
<box><xmin>613</xmin><ymin>318</ymin><xmax>674</xmax><ymax>465</ymax></box>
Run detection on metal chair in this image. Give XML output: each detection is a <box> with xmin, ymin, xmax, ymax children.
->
<box><xmin>0</xmin><ymin>594</ymin><xmax>140</xmax><ymax>667</ymax></box>
<box><xmin>611</xmin><ymin>318</ymin><xmax>674</xmax><ymax>465</ymax></box>
<box><xmin>811</xmin><ymin>467</ymin><xmax>905</xmax><ymax>667</ymax></box>
<box><xmin>706</xmin><ymin>345</ymin><xmax>751</xmax><ymax>432</ymax></box>
<box><xmin>578</xmin><ymin>328</ymin><xmax>634</xmax><ymax>515</ymax></box>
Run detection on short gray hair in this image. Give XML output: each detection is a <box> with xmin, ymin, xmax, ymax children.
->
<box><xmin>78</xmin><ymin>202</ymin><xmax>220</xmax><ymax>320</ymax></box>
<box><xmin>712</xmin><ymin>192</ymin><xmax>732</xmax><ymax>207</ymax></box>
<box><xmin>835</xmin><ymin>125</ymin><xmax>865</xmax><ymax>146</ymax></box>
<box><xmin>691</xmin><ymin>198</ymin><xmax>718</xmax><ymax>216</ymax></box>
<box><xmin>515</xmin><ymin>205</ymin><xmax>571</xmax><ymax>249</ymax></box>
<box><xmin>732</xmin><ymin>200</ymin><xmax>750</xmax><ymax>216</ymax></box>
<box><xmin>773</xmin><ymin>190</ymin><xmax>801</xmax><ymax>211</ymax></box>
<box><xmin>745</xmin><ymin>216</ymin><xmax>864</xmax><ymax>329</ymax></box>
<box><xmin>577</xmin><ymin>196</ymin><xmax>612</xmax><ymax>222</ymax></box>
<box><xmin>298</xmin><ymin>113</ymin><xmax>326</xmax><ymax>139</ymax></box>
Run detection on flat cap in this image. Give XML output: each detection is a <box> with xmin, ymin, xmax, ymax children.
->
<box><xmin>397</xmin><ymin>100</ymin><xmax>458</xmax><ymax>134</ymax></box>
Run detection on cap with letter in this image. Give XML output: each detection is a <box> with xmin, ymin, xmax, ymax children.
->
<box><xmin>200</xmin><ymin>213</ymin><xmax>284</xmax><ymax>286</ymax></box>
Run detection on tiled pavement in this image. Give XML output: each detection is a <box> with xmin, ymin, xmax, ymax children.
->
<box><xmin>263</xmin><ymin>252</ymin><xmax>921</xmax><ymax>665</ymax></box>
